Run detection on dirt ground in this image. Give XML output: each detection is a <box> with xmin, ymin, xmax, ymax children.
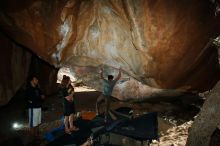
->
<box><xmin>0</xmin><ymin>86</ymin><xmax>201</xmax><ymax>146</ymax></box>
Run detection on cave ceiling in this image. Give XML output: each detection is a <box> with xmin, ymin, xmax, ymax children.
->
<box><xmin>0</xmin><ymin>0</ymin><xmax>220</xmax><ymax>100</ymax></box>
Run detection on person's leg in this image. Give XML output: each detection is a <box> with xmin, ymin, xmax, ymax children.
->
<box><xmin>81</xmin><ymin>139</ymin><xmax>92</xmax><ymax>146</ymax></box>
<box><xmin>69</xmin><ymin>113</ymin><xmax>79</xmax><ymax>131</ymax></box>
<box><xmin>69</xmin><ymin>114</ymin><xmax>74</xmax><ymax>128</ymax></box>
<box><xmin>29</xmin><ymin>108</ymin><xmax>38</xmax><ymax>138</ymax></box>
<box><xmin>33</xmin><ymin>126</ymin><xmax>38</xmax><ymax>138</ymax></box>
<box><xmin>28</xmin><ymin>108</ymin><xmax>34</xmax><ymax>135</ymax></box>
<box><xmin>64</xmin><ymin>100</ymin><xmax>72</xmax><ymax>134</ymax></box>
<box><xmin>104</xmin><ymin>96</ymin><xmax>111</xmax><ymax>121</ymax></box>
<box><xmin>34</xmin><ymin>108</ymin><xmax>42</xmax><ymax>137</ymax></box>
<box><xmin>64</xmin><ymin>116</ymin><xmax>71</xmax><ymax>134</ymax></box>
<box><xmin>96</xmin><ymin>94</ymin><xmax>105</xmax><ymax>115</ymax></box>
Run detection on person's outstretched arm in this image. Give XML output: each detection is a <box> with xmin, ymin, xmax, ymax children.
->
<box><xmin>115</xmin><ymin>68</ymin><xmax>122</xmax><ymax>81</ymax></box>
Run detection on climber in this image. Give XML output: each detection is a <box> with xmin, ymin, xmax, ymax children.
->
<box><xmin>96</xmin><ymin>66</ymin><xmax>121</xmax><ymax>122</ymax></box>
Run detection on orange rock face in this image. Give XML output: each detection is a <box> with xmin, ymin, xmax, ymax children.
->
<box><xmin>0</xmin><ymin>0</ymin><xmax>220</xmax><ymax>100</ymax></box>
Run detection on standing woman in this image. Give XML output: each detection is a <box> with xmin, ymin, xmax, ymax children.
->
<box><xmin>59</xmin><ymin>75</ymin><xmax>79</xmax><ymax>134</ymax></box>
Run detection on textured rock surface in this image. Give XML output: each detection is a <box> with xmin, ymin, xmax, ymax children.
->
<box><xmin>0</xmin><ymin>0</ymin><xmax>220</xmax><ymax>100</ymax></box>
<box><xmin>0</xmin><ymin>34</ymin><xmax>31</xmax><ymax>106</ymax></box>
<box><xmin>0</xmin><ymin>33</ymin><xmax>58</xmax><ymax>106</ymax></box>
<box><xmin>186</xmin><ymin>81</ymin><xmax>220</xmax><ymax>146</ymax></box>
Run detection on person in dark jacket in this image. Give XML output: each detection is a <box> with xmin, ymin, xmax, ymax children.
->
<box><xmin>26</xmin><ymin>75</ymin><xmax>45</xmax><ymax>138</ymax></box>
<box><xmin>59</xmin><ymin>75</ymin><xmax>78</xmax><ymax>134</ymax></box>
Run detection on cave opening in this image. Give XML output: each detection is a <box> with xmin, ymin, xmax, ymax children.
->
<box><xmin>57</xmin><ymin>66</ymin><xmax>96</xmax><ymax>93</ymax></box>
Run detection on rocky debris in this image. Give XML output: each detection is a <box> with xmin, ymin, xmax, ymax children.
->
<box><xmin>153</xmin><ymin>121</ymin><xmax>193</xmax><ymax>146</ymax></box>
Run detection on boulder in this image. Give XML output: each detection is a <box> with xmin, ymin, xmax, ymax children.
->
<box><xmin>0</xmin><ymin>0</ymin><xmax>220</xmax><ymax>100</ymax></box>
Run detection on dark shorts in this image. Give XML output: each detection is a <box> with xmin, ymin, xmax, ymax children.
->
<box><xmin>63</xmin><ymin>99</ymin><xmax>76</xmax><ymax>116</ymax></box>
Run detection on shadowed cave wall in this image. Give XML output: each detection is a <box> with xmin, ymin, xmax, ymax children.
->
<box><xmin>0</xmin><ymin>32</ymin><xmax>58</xmax><ymax>106</ymax></box>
